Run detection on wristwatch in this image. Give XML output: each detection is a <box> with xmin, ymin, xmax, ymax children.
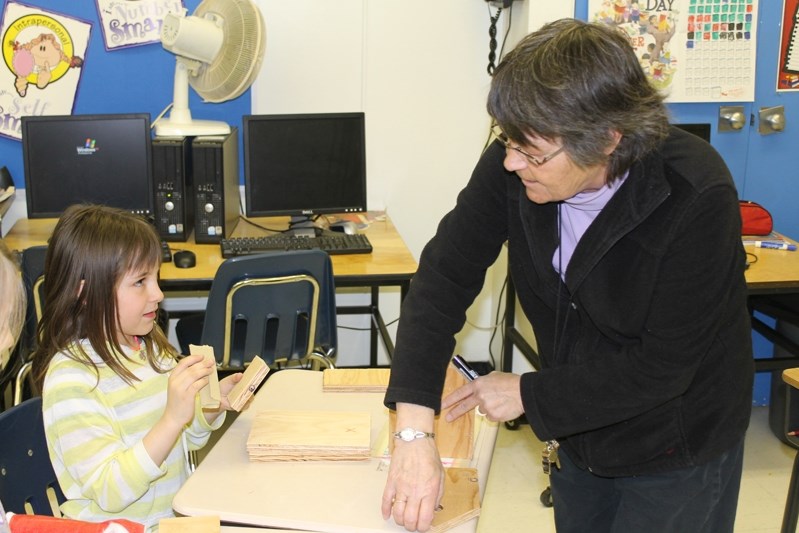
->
<box><xmin>393</xmin><ymin>427</ymin><xmax>435</xmax><ymax>442</ymax></box>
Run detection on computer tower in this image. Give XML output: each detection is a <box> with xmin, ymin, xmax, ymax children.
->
<box><xmin>152</xmin><ymin>137</ymin><xmax>193</xmax><ymax>241</ymax></box>
<box><xmin>192</xmin><ymin>129</ymin><xmax>240</xmax><ymax>244</ymax></box>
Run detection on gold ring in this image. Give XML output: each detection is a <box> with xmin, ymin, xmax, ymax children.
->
<box><xmin>392</xmin><ymin>498</ymin><xmax>407</xmax><ymax>504</ymax></box>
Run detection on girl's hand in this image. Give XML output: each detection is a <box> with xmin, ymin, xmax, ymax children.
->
<box><xmin>144</xmin><ymin>354</ymin><xmax>214</xmax><ymax>466</ymax></box>
<box><xmin>164</xmin><ymin>354</ymin><xmax>213</xmax><ymax>429</ymax></box>
<box><xmin>200</xmin><ymin>372</ymin><xmax>244</xmax><ymax>425</ymax></box>
<box><xmin>219</xmin><ymin>373</ymin><xmax>244</xmax><ymax>410</ymax></box>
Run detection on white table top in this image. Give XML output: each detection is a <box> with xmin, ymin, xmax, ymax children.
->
<box><xmin>174</xmin><ymin>369</ymin><xmax>498</xmax><ymax>532</ymax></box>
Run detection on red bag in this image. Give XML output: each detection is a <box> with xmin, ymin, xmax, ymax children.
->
<box><xmin>739</xmin><ymin>200</ymin><xmax>773</xmax><ymax>236</ymax></box>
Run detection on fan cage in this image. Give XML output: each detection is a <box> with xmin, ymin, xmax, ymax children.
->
<box><xmin>191</xmin><ymin>0</ymin><xmax>265</xmax><ymax>103</ymax></box>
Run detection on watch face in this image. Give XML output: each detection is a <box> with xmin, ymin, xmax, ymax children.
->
<box><xmin>399</xmin><ymin>428</ymin><xmax>414</xmax><ymax>441</ymax></box>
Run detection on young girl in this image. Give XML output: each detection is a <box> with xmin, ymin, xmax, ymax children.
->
<box><xmin>31</xmin><ymin>204</ymin><xmax>242</xmax><ymax>530</ymax></box>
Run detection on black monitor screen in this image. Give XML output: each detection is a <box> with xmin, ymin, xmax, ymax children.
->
<box><xmin>243</xmin><ymin>112</ymin><xmax>367</xmax><ymax>217</ymax></box>
<box><xmin>674</xmin><ymin>123</ymin><xmax>711</xmax><ymax>143</ymax></box>
<box><xmin>22</xmin><ymin>114</ymin><xmax>153</xmax><ymax>218</ymax></box>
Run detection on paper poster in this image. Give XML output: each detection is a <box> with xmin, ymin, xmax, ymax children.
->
<box><xmin>0</xmin><ymin>2</ymin><xmax>90</xmax><ymax>141</ymax></box>
<box><xmin>778</xmin><ymin>0</ymin><xmax>799</xmax><ymax>90</ymax></box>
<box><xmin>589</xmin><ymin>0</ymin><xmax>758</xmax><ymax>102</ymax></box>
<box><xmin>96</xmin><ymin>0</ymin><xmax>185</xmax><ymax>51</ymax></box>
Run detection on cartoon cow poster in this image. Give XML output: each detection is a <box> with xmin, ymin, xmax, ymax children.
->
<box><xmin>0</xmin><ymin>2</ymin><xmax>91</xmax><ymax>140</ymax></box>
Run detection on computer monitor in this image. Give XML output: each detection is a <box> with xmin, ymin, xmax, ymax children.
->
<box><xmin>674</xmin><ymin>123</ymin><xmax>711</xmax><ymax>143</ymax></box>
<box><xmin>243</xmin><ymin>112</ymin><xmax>367</xmax><ymax>233</ymax></box>
<box><xmin>22</xmin><ymin>113</ymin><xmax>154</xmax><ymax>219</ymax></box>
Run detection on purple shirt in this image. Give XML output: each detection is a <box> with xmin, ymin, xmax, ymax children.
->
<box><xmin>553</xmin><ymin>172</ymin><xmax>628</xmax><ymax>278</ymax></box>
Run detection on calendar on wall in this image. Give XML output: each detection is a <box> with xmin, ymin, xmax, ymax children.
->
<box><xmin>589</xmin><ymin>0</ymin><xmax>758</xmax><ymax>102</ymax></box>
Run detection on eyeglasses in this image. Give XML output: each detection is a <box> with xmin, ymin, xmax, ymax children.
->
<box><xmin>491</xmin><ymin>125</ymin><xmax>565</xmax><ymax>167</ymax></box>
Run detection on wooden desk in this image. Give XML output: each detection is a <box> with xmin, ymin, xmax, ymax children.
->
<box><xmin>2</xmin><ymin>213</ymin><xmax>417</xmax><ymax>366</ymax></box>
<box><xmin>173</xmin><ymin>369</ymin><xmax>498</xmax><ymax>532</ymax></box>
<box><xmin>501</xmin><ymin>237</ymin><xmax>799</xmax><ymax>374</ymax></box>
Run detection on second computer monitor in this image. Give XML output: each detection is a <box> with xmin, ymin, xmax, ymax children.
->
<box><xmin>243</xmin><ymin>112</ymin><xmax>367</xmax><ymax>218</ymax></box>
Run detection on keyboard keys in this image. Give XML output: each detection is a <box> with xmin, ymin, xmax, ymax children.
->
<box><xmin>220</xmin><ymin>233</ymin><xmax>373</xmax><ymax>258</ymax></box>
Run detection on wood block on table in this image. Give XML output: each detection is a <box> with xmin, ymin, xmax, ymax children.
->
<box><xmin>247</xmin><ymin>410</ymin><xmax>371</xmax><ymax>461</ymax></box>
<box><xmin>322</xmin><ymin>368</ymin><xmax>391</xmax><ymax>392</ymax></box>
<box><xmin>159</xmin><ymin>515</ymin><xmax>220</xmax><ymax>533</ymax></box>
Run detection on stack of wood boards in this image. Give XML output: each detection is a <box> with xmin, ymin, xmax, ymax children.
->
<box><xmin>246</xmin><ymin>410</ymin><xmax>371</xmax><ymax>461</ymax></box>
<box><xmin>321</xmin><ymin>368</ymin><xmax>390</xmax><ymax>392</ymax></box>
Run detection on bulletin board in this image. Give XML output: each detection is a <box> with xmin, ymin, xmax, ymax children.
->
<box><xmin>589</xmin><ymin>0</ymin><xmax>758</xmax><ymax>102</ymax></box>
<box><xmin>0</xmin><ymin>0</ymin><xmax>249</xmax><ymax>190</ymax></box>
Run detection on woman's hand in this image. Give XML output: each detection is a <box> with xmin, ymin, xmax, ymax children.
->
<box><xmin>381</xmin><ymin>403</ymin><xmax>443</xmax><ymax>532</ymax></box>
<box><xmin>442</xmin><ymin>371</ymin><xmax>524</xmax><ymax>423</ymax></box>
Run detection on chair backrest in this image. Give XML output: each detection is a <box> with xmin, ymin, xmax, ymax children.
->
<box><xmin>0</xmin><ymin>396</ymin><xmax>65</xmax><ymax>515</ymax></box>
<box><xmin>201</xmin><ymin>250</ymin><xmax>337</xmax><ymax>369</ymax></box>
<box><xmin>20</xmin><ymin>245</ymin><xmax>47</xmax><ymax>356</ymax></box>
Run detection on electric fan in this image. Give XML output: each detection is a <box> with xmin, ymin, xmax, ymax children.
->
<box><xmin>154</xmin><ymin>0</ymin><xmax>266</xmax><ymax>137</ymax></box>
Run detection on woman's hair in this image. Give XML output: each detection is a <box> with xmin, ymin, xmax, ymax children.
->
<box><xmin>32</xmin><ymin>204</ymin><xmax>175</xmax><ymax>389</ymax></box>
<box><xmin>487</xmin><ymin>18</ymin><xmax>670</xmax><ymax>183</ymax></box>
<box><xmin>0</xmin><ymin>239</ymin><xmax>25</xmax><ymax>363</ymax></box>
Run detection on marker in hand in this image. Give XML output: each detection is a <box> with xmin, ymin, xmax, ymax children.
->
<box><xmin>451</xmin><ymin>355</ymin><xmax>485</xmax><ymax>416</ymax></box>
<box><xmin>452</xmin><ymin>354</ymin><xmax>479</xmax><ymax>381</ymax></box>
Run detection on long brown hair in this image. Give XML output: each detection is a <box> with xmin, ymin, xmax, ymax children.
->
<box><xmin>32</xmin><ymin>205</ymin><xmax>176</xmax><ymax>389</ymax></box>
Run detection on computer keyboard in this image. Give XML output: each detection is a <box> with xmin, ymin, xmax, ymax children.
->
<box><xmin>220</xmin><ymin>233</ymin><xmax>373</xmax><ymax>258</ymax></box>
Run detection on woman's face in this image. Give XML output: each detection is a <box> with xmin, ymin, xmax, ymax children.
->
<box><xmin>501</xmin><ymin>133</ymin><xmax>611</xmax><ymax>204</ymax></box>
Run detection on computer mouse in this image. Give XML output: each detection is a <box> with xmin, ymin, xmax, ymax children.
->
<box><xmin>329</xmin><ymin>221</ymin><xmax>358</xmax><ymax>235</ymax></box>
<box><xmin>173</xmin><ymin>250</ymin><xmax>196</xmax><ymax>269</ymax></box>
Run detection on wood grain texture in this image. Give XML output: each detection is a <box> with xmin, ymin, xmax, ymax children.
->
<box><xmin>190</xmin><ymin>344</ymin><xmax>220</xmax><ymax>409</ymax></box>
<box><xmin>322</xmin><ymin>368</ymin><xmax>391</xmax><ymax>392</ymax></box>
<box><xmin>159</xmin><ymin>515</ymin><xmax>220</xmax><ymax>533</ymax></box>
<box><xmin>389</xmin><ymin>365</ymin><xmax>474</xmax><ymax>460</ymax></box>
<box><xmin>247</xmin><ymin>410</ymin><xmax>371</xmax><ymax>461</ymax></box>
<box><xmin>431</xmin><ymin>467</ymin><xmax>481</xmax><ymax>533</ymax></box>
<box><xmin>228</xmin><ymin>356</ymin><xmax>270</xmax><ymax>411</ymax></box>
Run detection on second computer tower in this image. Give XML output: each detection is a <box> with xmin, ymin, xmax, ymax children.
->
<box><xmin>192</xmin><ymin>129</ymin><xmax>239</xmax><ymax>244</ymax></box>
<box><xmin>152</xmin><ymin>137</ymin><xmax>193</xmax><ymax>241</ymax></box>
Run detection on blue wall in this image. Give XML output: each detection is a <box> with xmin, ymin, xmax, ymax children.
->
<box><xmin>0</xmin><ymin>0</ymin><xmax>250</xmax><ymax>188</ymax></box>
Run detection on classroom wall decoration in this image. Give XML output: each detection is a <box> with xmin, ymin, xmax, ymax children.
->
<box><xmin>0</xmin><ymin>1</ymin><xmax>90</xmax><ymax>140</ymax></box>
<box><xmin>778</xmin><ymin>0</ymin><xmax>799</xmax><ymax>91</ymax></box>
<box><xmin>589</xmin><ymin>0</ymin><xmax>758</xmax><ymax>102</ymax></box>
<box><xmin>95</xmin><ymin>0</ymin><xmax>184</xmax><ymax>51</ymax></box>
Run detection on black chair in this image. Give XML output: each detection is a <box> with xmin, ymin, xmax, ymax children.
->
<box><xmin>0</xmin><ymin>396</ymin><xmax>65</xmax><ymax>515</ymax></box>
<box><xmin>198</xmin><ymin>250</ymin><xmax>338</xmax><ymax>370</ymax></box>
<box><xmin>7</xmin><ymin>246</ymin><xmax>47</xmax><ymax>407</ymax></box>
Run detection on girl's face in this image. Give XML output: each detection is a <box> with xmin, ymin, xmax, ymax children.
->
<box><xmin>115</xmin><ymin>263</ymin><xmax>163</xmax><ymax>350</ymax></box>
